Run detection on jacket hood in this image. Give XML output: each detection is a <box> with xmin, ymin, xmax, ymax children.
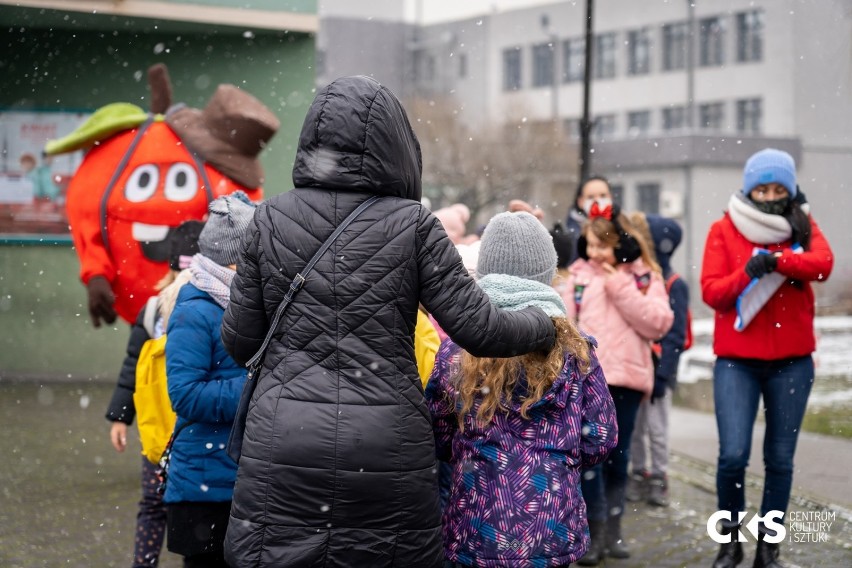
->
<box><xmin>646</xmin><ymin>214</ymin><xmax>682</xmax><ymax>274</ymax></box>
<box><xmin>292</xmin><ymin>75</ymin><xmax>423</xmax><ymax>201</ymax></box>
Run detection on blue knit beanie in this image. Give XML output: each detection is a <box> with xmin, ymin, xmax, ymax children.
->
<box><xmin>742</xmin><ymin>148</ymin><xmax>797</xmax><ymax>197</ymax></box>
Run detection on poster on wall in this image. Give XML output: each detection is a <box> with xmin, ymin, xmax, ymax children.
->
<box><xmin>0</xmin><ymin>110</ymin><xmax>89</xmax><ymax>236</ymax></box>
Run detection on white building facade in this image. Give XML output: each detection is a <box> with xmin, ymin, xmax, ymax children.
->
<box><xmin>319</xmin><ymin>0</ymin><xmax>852</xmax><ymax>306</ymax></box>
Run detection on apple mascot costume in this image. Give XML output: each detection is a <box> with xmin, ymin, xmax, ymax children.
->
<box><xmin>45</xmin><ymin>64</ymin><xmax>279</xmax><ymax>326</ymax></box>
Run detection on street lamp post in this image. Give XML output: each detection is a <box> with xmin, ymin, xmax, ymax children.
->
<box><xmin>683</xmin><ymin>0</ymin><xmax>696</xmax><ymax>288</ymax></box>
<box><xmin>579</xmin><ymin>0</ymin><xmax>594</xmax><ymax>181</ymax></box>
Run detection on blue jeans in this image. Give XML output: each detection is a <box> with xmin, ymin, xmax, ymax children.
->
<box><xmin>582</xmin><ymin>385</ymin><xmax>643</xmax><ymax>521</ymax></box>
<box><xmin>714</xmin><ymin>356</ymin><xmax>814</xmax><ymax>519</ymax></box>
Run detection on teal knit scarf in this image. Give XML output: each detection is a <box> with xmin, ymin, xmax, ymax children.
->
<box><xmin>478</xmin><ymin>274</ymin><xmax>566</xmax><ymax>317</ymax></box>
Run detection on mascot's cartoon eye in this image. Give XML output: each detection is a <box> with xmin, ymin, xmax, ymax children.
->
<box><xmin>164</xmin><ymin>163</ymin><xmax>199</xmax><ymax>202</ymax></box>
<box><xmin>125</xmin><ymin>164</ymin><xmax>160</xmax><ymax>202</ymax></box>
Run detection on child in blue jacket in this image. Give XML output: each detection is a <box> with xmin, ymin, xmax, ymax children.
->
<box><xmin>164</xmin><ymin>194</ymin><xmax>254</xmax><ymax>567</ymax></box>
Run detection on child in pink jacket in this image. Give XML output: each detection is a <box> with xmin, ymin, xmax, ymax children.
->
<box><xmin>560</xmin><ymin>201</ymin><xmax>673</xmax><ymax>565</ymax></box>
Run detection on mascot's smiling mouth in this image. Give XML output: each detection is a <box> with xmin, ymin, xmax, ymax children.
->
<box><xmin>132</xmin><ymin>222</ymin><xmax>174</xmax><ymax>262</ymax></box>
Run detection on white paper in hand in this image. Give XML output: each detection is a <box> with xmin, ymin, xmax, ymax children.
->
<box><xmin>734</xmin><ymin>245</ymin><xmax>803</xmax><ymax>332</ymax></box>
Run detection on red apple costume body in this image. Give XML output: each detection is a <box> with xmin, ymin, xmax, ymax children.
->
<box><xmin>46</xmin><ymin>65</ymin><xmax>279</xmax><ymax>324</ymax></box>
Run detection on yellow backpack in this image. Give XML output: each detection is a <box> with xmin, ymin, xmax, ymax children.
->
<box><xmin>133</xmin><ymin>297</ymin><xmax>177</xmax><ymax>464</ymax></box>
<box><xmin>415</xmin><ymin>309</ymin><xmax>441</xmax><ymax>388</ymax></box>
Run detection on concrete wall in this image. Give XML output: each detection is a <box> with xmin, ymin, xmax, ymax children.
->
<box><xmin>317</xmin><ymin>18</ymin><xmax>412</xmax><ymax>95</ymax></box>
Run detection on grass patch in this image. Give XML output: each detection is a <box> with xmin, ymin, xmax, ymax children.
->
<box><xmin>800</xmin><ymin>407</ymin><xmax>852</xmax><ymax>438</ymax></box>
<box><xmin>674</xmin><ymin>378</ymin><xmax>852</xmax><ymax>440</ymax></box>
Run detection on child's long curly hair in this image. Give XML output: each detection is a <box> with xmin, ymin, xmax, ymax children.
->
<box><xmin>453</xmin><ymin>317</ymin><xmax>591</xmax><ymax>429</ymax></box>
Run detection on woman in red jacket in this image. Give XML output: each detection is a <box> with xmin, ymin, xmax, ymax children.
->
<box><xmin>701</xmin><ymin>149</ymin><xmax>833</xmax><ymax>568</ymax></box>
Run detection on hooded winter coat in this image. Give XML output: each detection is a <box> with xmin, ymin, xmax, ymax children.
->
<box><xmin>220</xmin><ymin>76</ymin><xmax>556</xmax><ymax>568</ymax></box>
<box><xmin>165</xmin><ymin>282</ymin><xmax>245</xmax><ymax>504</ymax></box>
<box><xmin>646</xmin><ymin>215</ymin><xmax>689</xmax><ymax>384</ymax></box>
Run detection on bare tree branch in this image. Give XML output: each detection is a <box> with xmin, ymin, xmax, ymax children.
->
<box><xmin>408</xmin><ymin>96</ymin><xmax>579</xmax><ymax>223</ymax></box>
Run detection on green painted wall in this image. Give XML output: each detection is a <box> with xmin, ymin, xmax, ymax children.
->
<box><xmin>4</xmin><ymin>26</ymin><xmax>315</xmax><ymax>193</ymax></box>
<box><xmin>1</xmin><ymin>12</ymin><xmax>316</xmax><ymax>378</ymax></box>
<box><xmin>0</xmin><ymin>244</ymin><xmax>130</xmax><ymax>378</ymax></box>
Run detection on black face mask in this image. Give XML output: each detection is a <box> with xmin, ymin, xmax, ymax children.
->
<box><xmin>751</xmin><ymin>197</ymin><xmax>789</xmax><ymax>216</ymax></box>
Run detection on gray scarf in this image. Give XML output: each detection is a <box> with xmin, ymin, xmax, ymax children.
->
<box><xmin>190</xmin><ymin>253</ymin><xmax>235</xmax><ymax>309</ymax></box>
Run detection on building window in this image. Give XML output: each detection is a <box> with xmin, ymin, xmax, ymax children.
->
<box><xmin>459</xmin><ymin>53</ymin><xmax>468</xmax><ymax>78</ymax></box>
<box><xmin>595</xmin><ymin>33</ymin><xmax>617</xmax><ymax>79</ymax></box>
<box><xmin>424</xmin><ymin>55</ymin><xmax>436</xmax><ymax>82</ymax></box>
<box><xmin>637</xmin><ymin>183</ymin><xmax>661</xmax><ymax>214</ymax></box>
<box><xmin>563</xmin><ymin>38</ymin><xmax>585</xmax><ymax>83</ymax></box>
<box><xmin>627</xmin><ymin>29</ymin><xmax>651</xmax><ymax>75</ymax></box>
<box><xmin>736</xmin><ymin>10</ymin><xmax>764</xmax><ymax>62</ymax></box>
<box><xmin>593</xmin><ymin>114</ymin><xmax>617</xmax><ymax>140</ymax></box>
<box><xmin>610</xmin><ymin>184</ymin><xmax>624</xmax><ymax>207</ymax></box>
<box><xmin>736</xmin><ymin>98</ymin><xmax>762</xmax><ymax>133</ymax></box>
<box><xmin>532</xmin><ymin>42</ymin><xmax>555</xmax><ymax>88</ymax></box>
<box><xmin>699</xmin><ymin>102</ymin><xmax>725</xmax><ymax>130</ymax></box>
<box><xmin>699</xmin><ymin>16</ymin><xmax>725</xmax><ymax>66</ymax></box>
<box><xmin>564</xmin><ymin>118</ymin><xmax>581</xmax><ymax>140</ymax></box>
<box><xmin>627</xmin><ymin>110</ymin><xmax>651</xmax><ymax>137</ymax></box>
<box><xmin>662</xmin><ymin>106</ymin><xmax>687</xmax><ymax>131</ymax></box>
<box><xmin>503</xmin><ymin>47</ymin><xmax>522</xmax><ymax>91</ymax></box>
<box><xmin>662</xmin><ymin>22</ymin><xmax>688</xmax><ymax>71</ymax></box>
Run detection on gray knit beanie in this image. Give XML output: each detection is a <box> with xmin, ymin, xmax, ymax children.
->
<box><xmin>476</xmin><ymin>211</ymin><xmax>557</xmax><ymax>285</ymax></box>
<box><xmin>198</xmin><ymin>191</ymin><xmax>256</xmax><ymax>266</ymax></box>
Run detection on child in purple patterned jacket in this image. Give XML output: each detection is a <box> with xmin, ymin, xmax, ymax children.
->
<box><xmin>426</xmin><ymin>212</ymin><xmax>618</xmax><ymax>568</ymax></box>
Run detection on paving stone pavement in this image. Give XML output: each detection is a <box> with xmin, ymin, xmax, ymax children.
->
<box><xmin>617</xmin><ymin>453</ymin><xmax>852</xmax><ymax>568</ymax></box>
<box><xmin>1</xmin><ymin>381</ymin><xmax>849</xmax><ymax>567</ymax></box>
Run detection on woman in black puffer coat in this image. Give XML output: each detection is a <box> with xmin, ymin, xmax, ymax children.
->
<box><xmin>221</xmin><ymin>76</ymin><xmax>556</xmax><ymax>568</ymax></box>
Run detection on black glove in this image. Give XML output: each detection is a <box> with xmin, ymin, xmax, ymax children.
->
<box><xmin>745</xmin><ymin>254</ymin><xmax>777</xmax><ymax>280</ymax></box>
<box><xmin>576</xmin><ymin>235</ymin><xmax>589</xmax><ymax>260</ymax></box>
<box><xmin>87</xmin><ymin>275</ymin><xmax>117</xmax><ymax>328</ymax></box>
<box><xmin>610</xmin><ymin>213</ymin><xmax>642</xmax><ymax>265</ymax></box>
<box><xmin>651</xmin><ymin>375</ymin><xmax>667</xmax><ymax>403</ymax></box>
<box><xmin>615</xmin><ymin>231</ymin><xmax>642</xmax><ymax>264</ymax></box>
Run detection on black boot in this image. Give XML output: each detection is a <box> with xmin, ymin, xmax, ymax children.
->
<box><xmin>576</xmin><ymin>520</ymin><xmax>606</xmax><ymax>566</ymax></box>
<box><xmin>752</xmin><ymin>527</ymin><xmax>787</xmax><ymax>568</ymax></box>
<box><xmin>647</xmin><ymin>474</ymin><xmax>670</xmax><ymax>507</ymax></box>
<box><xmin>712</xmin><ymin>523</ymin><xmax>743</xmax><ymax>568</ymax></box>
<box><xmin>605</xmin><ymin>515</ymin><xmax>630</xmax><ymax>559</ymax></box>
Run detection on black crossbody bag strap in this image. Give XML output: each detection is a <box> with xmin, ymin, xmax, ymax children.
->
<box><xmin>245</xmin><ymin>195</ymin><xmax>380</xmax><ymax>373</ymax></box>
<box><xmin>226</xmin><ymin>195</ymin><xmax>380</xmax><ymax>462</ymax></box>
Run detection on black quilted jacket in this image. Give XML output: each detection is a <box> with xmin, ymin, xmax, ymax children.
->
<box><xmin>221</xmin><ymin>76</ymin><xmax>555</xmax><ymax>568</ymax></box>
